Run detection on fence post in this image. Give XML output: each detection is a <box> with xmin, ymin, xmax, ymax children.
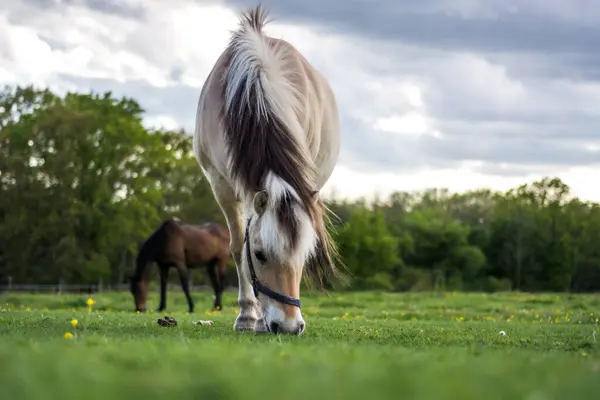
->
<box><xmin>7</xmin><ymin>276</ymin><xmax>12</xmax><ymax>290</ymax></box>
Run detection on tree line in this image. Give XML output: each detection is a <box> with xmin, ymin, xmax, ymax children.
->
<box><xmin>1</xmin><ymin>86</ymin><xmax>598</xmax><ymax>292</ymax></box>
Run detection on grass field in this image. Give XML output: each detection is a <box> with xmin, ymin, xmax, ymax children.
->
<box><xmin>0</xmin><ymin>289</ymin><xmax>599</xmax><ymax>400</ymax></box>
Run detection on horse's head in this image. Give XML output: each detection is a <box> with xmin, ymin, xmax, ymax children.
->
<box><xmin>245</xmin><ymin>181</ymin><xmax>327</xmax><ymax>335</ymax></box>
<box><xmin>128</xmin><ymin>275</ymin><xmax>147</xmax><ymax>313</ymax></box>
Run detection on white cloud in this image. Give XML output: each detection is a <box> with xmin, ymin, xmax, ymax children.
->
<box><xmin>1</xmin><ymin>0</ymin><xmax>600</xmax><ymax>203</ymax></box>
<box><xmin>324</xmin><ymin>163</ymin><xmax>600</xmax><ymax>203</ymax></box>
<box><xmin>373</xmin><ymin>112</ymin><xmax>430</xmax><ymax>136</ymax></box>
<box><xmin>143</xmin><ymin>114</ymin><xmax>181</xmax><ymax>131</ymax></box>
<box><xmin>121</xmin><ymin>3</ymin><xmax>240</xmax><ymax>88</ymax></box>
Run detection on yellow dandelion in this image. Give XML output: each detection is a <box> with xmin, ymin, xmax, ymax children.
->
<box><xmin>86</xmin><ymin>298</ymin><xmax>95</xmax><ymax>306</ymax></box>
<box><xmin>64</xmin><ymin>332</ymin><xmax>73</xmax><ymax>339</ymax></box>
<box><xmin>71</xmin><ymin>319</ymin><xmax>78</xmax><ymax>328</ymax></box>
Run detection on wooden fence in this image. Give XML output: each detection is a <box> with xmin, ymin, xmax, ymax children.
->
<box><xmin>0</xmin><ymin>282</ymin><xmax>236</xmax><ymax>294</ymax></box>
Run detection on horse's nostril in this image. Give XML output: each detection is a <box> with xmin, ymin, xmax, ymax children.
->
<box><xmin>269</xmin><ymin>321</ymin><xmax>280</xmax><ymax>334</ymax></box>
<box><xmin>254</xmin><ymin>251</ymin><xmax>267</xmax><ymax>262</ymax></box>
<box><xmin>297</xmin><ymin>322</ymin><xmax>305</xmax><ymax>334</ymax></box>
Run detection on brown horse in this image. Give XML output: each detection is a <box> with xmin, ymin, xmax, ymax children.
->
<box><xmin>129</xmin><ymin>218</ymin><xmax>230</xmax><ymax>313</ymax></box>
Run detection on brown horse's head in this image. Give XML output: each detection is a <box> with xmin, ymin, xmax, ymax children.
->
<box><xmin>129</xmin><ymin>276</ymin><xmax>148</xmax><ymax>312</ymax></box>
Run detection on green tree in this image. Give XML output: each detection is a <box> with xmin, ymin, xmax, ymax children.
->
<box><xmin>334</xmin><ymin>206</ymin><xmax>401</xmax><ymax>290</ymax></box>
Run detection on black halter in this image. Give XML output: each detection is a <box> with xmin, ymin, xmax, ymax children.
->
<box><xmin>244</xmin><ymin>216</ymin><xmax>302</xmax><ymax>308</ymax></box>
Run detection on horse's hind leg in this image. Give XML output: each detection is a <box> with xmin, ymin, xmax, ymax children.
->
<box><xmin>206</xmin><ymin>174</ymin><xmax>261</xmax><ymax>331</ymax></box>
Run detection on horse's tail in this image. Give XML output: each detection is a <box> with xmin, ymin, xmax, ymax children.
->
<box><xmin>222</xmin><ymin>5</ymin><xmax>315</xmax><ymax>201</ymax></box>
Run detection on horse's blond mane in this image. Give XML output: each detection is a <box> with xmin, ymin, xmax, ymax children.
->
<box><xmin>219</xmin><ymin>4</ymin><xmax>344</xmax><ymax>288</ymax></box>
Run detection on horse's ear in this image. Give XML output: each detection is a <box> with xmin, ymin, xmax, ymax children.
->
<box><xmin>253</xmin><ymin>190</ymin><xmax>269</xmax><ymax>215</ymax></box>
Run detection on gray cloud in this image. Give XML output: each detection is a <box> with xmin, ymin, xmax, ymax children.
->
<box><xmin>2</xmin><ymin>0</ymin><xmax>599</xmax><ymax>183</ymax></box>
<box><xmin>222</xmin><ymin>0</ymin><xmax>600</xmax><ymax>53</ymax></box>
<box><xmin>339</xmin><ymin>113</ymin><xmax>600</xmax><ymax>174</ymax></box>
<box><xmin>484</xmin><ymin>53</ymin><xmax>600</xmax><ymax>82</ymax></box>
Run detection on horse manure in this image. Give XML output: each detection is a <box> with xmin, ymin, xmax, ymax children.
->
<box><xmin>157</xmin><ymin>316</ymin><xmax>178</xmax><ymax>327</ymax></box>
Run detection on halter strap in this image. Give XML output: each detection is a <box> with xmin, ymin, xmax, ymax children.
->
<box><xmin>244</xmin><ymin>216</ymin><xmax>302</xmax><ymax>308</ymax></box>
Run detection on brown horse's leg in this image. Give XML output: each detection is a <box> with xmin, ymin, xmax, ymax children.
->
<box><xmin>206</xmin><ymin>261</ymin><xmax>222</xmax><ymax>311</ymax></box>
<box><xmin>218</xmin><ymin>256</ymin><xmax>228</xmax><ymax>295</ymax></box>
<box><xmin>158</xmin><ymin>266</ymin><xmax>169</xmax><ymax>312</ymax></box>
<box><xmin>176</xmin><ymin>265</ymin><xmax>194</xmax><ymax>313</ymax></box>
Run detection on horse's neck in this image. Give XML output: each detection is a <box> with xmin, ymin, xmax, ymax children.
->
<box><xmin>133</xmin><ymin>259</ymin><xmax>152</xmax><ymax>281</ymax></box>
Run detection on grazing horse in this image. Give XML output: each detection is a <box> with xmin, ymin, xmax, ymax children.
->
<box><xmin>193</xmin><ymin>5</ymin><xmax>343</xmax><ymax>335</ymax></box>
<box><xmin>129</xmin><ymin>218</ymin><xmax>230</xmax><ymax>313</ymax></box>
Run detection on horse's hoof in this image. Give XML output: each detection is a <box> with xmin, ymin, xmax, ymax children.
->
<box><xmin>254</xmin><ymin>319</ymin><xmax>268</xmax><ymax>334</ymax></box>
<box><xmin>234</xmin><ymin>315</ymin><xmax>259</xmax><ymax>331</ymax></box>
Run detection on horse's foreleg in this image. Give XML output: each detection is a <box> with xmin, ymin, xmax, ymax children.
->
<box><xmin>209</xmin><ymin>177</ymin><xmax>261</xmax><ymax>331</ymax></box>
<box><xmin>158</xmin><ymin>267</ymin><xmax>169</xmax><ymax>312</ymax></box>
<box><xmin>176</xmin><ymin>266</ymin><xmax>194</xmax><ymax>313</ymax></box>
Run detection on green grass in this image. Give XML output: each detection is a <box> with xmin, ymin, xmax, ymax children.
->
<box><xmin>1</xmin><ymin>290</ymin><xmax>599</xmax><ymax>399</ymax></box>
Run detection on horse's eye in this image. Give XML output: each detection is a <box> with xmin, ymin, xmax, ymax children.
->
<box><xmin>254</xmin><ymin>251</ymin><xmax>267</xmax><ymax>263</ymax></box>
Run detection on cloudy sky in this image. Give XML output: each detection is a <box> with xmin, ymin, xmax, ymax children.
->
<box><xmin>2</xmin><ymin>0</ymin><xmax>599</xmax><ymax>202</ymax></box>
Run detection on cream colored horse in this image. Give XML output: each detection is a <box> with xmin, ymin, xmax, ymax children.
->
<box><xmin>193</xmin><ymin>5</ymin><xmax>342</xmax><ymax>335</ymax></box>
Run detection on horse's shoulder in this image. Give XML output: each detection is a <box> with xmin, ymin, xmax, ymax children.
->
<box><xmin>162</xmin><ymin>218</ymin><xmax>183</xmax><ymax>232</ymax></box>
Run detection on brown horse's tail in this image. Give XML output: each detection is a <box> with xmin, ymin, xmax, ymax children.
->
<box><xmin>202</xmin><ymin>222</ymin><xmax>231</xmax><ymax>289</ymax></box>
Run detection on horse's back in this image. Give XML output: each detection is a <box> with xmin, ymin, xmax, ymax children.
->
<box><xmin>181</xmin><ymin>222</ymin><xmax>230</xmax><ymax>264</ymax></box>
<box><xmin>268</xmin><ymin>37</ymin><xmax>340</xmax><ymax>187</ymax></box>
<box><xmin>199</xmin><ymin>222</ymin><xmax>230</xmax><ymax>242</ymax></box>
